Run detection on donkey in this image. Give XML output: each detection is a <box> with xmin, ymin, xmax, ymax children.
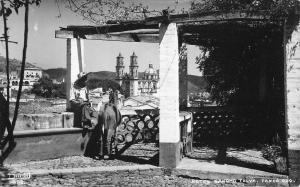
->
<box><xmin>97</xmin><ymin>92</ymin><xmax>122</xmax><ymax>159</ymax></box>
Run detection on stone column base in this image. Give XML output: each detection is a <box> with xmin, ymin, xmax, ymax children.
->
<box><xmin>159</xmin><ymin>142</ymin><xmax>181</xmax><ymax>168</ymax></box>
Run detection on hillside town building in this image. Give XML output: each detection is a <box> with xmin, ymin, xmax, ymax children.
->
<box><xmin>0</xmin><ymin>67</ymin><xmax>43</xmax><ymax>91</ymax></box>
<box><xmin>115</xmin><ymin>52</ymin><xmax>159</xmax><ymax>98</ymax></box>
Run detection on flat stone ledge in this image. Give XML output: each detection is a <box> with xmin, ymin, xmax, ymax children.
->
<box><xmin>14</xmin><ymin>128</ymin><xmax>82</xmax><ymax>137</ymax></box>
<box><xmin>175</xmin><ymin>158</ymin><xmax>288</xmax><ymax>180</ymax></box>
<box><xmin>16</xmin><ymin>165</ymin><xmax>161</xmax><ymax>177</ymax></box>
<box><xmin>4</xmin><ymin>128</ymin><xmax>82</xmax><ymax>138</ymax></box>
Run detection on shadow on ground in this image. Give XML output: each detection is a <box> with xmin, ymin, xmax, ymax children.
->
<box><xmin>114</xmin><ymin>153</ymin><xmax>159</xmax><ymax>166</ymax></box>
<box><xmin>187</xmin><ymin>146</ymin><xmax>286</xmax><ymax>174</ymax></box>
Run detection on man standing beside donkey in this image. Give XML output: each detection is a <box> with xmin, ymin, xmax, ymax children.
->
<box><xmin>76</xmin><ymin>83</ymin><xmax>121</xmax><ymax>160</ymax></box>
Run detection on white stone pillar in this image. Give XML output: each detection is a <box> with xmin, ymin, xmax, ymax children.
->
<box><xmin>66</xmin><ymin>38</ymin><xmax>85</xmax><ymax>109</ymax></box>
<box><xmin>159</xmin><ymin>23</ymin><xmax>181</xmax><ymax>168</ymax></box>
<box><xmin>286</xmin><ymin>23</ymin><xmax>300</xmax><ymax>184</ymax></box>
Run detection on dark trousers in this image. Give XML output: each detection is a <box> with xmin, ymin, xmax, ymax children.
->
<box><xmin>82</xmin><ymin>124</ymin><xmax>102</xmax><ymax>158</ymax></box>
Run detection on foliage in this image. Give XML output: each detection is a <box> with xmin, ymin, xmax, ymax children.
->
<box><xmin>261</xmin><ymin>145</ymin><xmax>282</xmax><ymax>161</ymax></box>
<box><xmin>194</xmin><ymin>28</ymin><xmax>279</xmax><ymax>105</ymax></box>
<box><xmin>31</xmin><ymin>77</ymin><xmax>66</xmax><ymax>98</ymax></box>
<box><xmin>191</xmin><ymin>0</ymin><xmax>299</xmax><ymax>18</ymax></box>
<box><xmin>0</xmin><ymin>0</ymin><xmax>41</xmax><ymax>16</ymax></box>
<box><xmin>191</xmin><ymin>0</ymin><xmax>299</xmax><ymax>106</ymax></box>
<box><xmin>43</xmin><ymin>68</ymin><xmax>67</xmax><ymax>81</ymax></box>
<box><xmin>61</xmin><ymin>0</ymin><xmax>162</xmax><ymax>24</ymax></box>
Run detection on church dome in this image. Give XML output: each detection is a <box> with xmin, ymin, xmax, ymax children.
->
<box><xmin>144</xmin><ymin>64</ymin><xmax>157</xmax><ymax>75</ymax></box>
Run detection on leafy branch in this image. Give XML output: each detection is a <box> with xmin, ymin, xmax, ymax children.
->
<box><xmin>60</xmin><ymin>0</ymin><xmax>164</xmax><ymax>25</ymax></box>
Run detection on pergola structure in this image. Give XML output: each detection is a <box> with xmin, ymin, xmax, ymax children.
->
<box><xmin>55</xmin><ymin>11</ymin><xmax>300</xmax><ymax>180</ymax></box>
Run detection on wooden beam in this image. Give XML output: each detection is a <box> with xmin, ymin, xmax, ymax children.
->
<box><xmin>55</xmin><ymin>30</ymin><xmax>159</xmax><ymax>43</ymax></box>
<box><xmin>87</xmin><ymin>33</ymin><xmax>159</xmax><ymax>43</ymax></box>
<box><xmin>84</xmin><ymin>33</ymin><xmax>135</xmax><ymax>41</ymax></box>
<box><xmin>55</xmin><ymin>30</ymin><xmax>75</xmax><ymax>39</ymax></box>
<box><xmin>66</xmin><ymin>23</ymin><xmax>159</xmax><ymax>35</ymax></box>
<box><xmin>111</xmin><ymin>29</ymin><xmax>159</xmax><ymax>34</ymax></box>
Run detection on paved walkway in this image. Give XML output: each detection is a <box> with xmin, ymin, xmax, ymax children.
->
<box><xmin>3</xmin><ymin>157</ymin><xmax>297</xmax><ymax>186</ymax></box>
<box><xmin>177</xmin><ymin>157</ymin><xmax>286</xmax><ymax>179</ymax></box>
<box><xmin>1</xmin><ymin>144</ymin><xmax>298</xmax><ymax>186</ymax></box>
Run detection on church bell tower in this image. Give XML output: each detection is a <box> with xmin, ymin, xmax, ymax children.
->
<box><xmin>129</xmin><ymin>52</ymin><xmax>139</xmax><ymax>96</ymax></box>
<box><xmin>115</xmin><ymin>53</ymin><xmax>124</xmax><ymax>86</ymax></box>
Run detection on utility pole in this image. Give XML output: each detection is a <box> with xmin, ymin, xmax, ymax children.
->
<box><xmin>0</xmin><ymin>0</ymin><xmax>17</xmax><ymax>166</ymax></box>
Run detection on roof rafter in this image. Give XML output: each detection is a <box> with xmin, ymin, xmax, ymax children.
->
<box><xmin>55</xmin><ymin>11</ymin><xmax>285</xmax><ymax>43</ymax></box>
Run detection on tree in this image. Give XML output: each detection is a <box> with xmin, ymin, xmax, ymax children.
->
<box><xmin>191</xmin><ymin>0</ymin><xmax>299</xmax><ymax>106</ymax></box>
<box><xmin>31</xmin><ymin>77</ymin><xmax>54</xmax><ymax>98</ymax></box>
<box><xmin>190</xmin><ymin>0</ymin><xmax>299</xmax><ymax>17</ymax></box>
<box><xmin>31</xmin><ymin>77</ymin><xmax>66</xmax><ymax>98</ymax></box>
<box><xmin>0</xmin><ymin>0</ymin><xmax>41</xmax><ymax>164</ymax></box>
<box><xmin>52</xmin><ymin>82</ymin><xmax>66</xmax><ymax>99</ymax></box>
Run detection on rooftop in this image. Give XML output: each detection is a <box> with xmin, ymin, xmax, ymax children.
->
<box><xmin>56</xmin><ymin>10</ymin><xmax>297</xmax><ymax>44</ymax></box>
<box><xmin>123</xmin><ymin>95</ymin><xmax>159</xmax><ymax>109</ymax></box>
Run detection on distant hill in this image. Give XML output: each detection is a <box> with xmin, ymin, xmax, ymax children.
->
<box><xmin>44</xmin><ymin>68</ymin><xmax>207</xmax><ymax>92</ymax></box>
<box><xmin>0</xmin><ymin>56</ymin><xmax>37</xmax><ymax>72</ymax></box>
<box><xmin>43</xmin><ymin>68</ymin><xmax>67</xmax><ymax>81</ymax></box>
<box><xmin>88</xmin><ymin>71</ymin><xmax>116</xmax><ymax>80</ymax></box>
<box><xmin>44</xmin><ymin>69</ymin><xmax>116</xmax><ymax>82</ymax></box>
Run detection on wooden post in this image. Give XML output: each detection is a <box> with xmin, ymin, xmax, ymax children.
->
<box><xmin>285</xmin><ymin>22</ymin><xmax>300</xmax><ymax>184</ymax></box>
<box><xmin>159</xmin><ymin>23</ymin><xmax>181</xmax><ymax>168</ymax></box>
<box><xmin>179</xmin><ymin>43</ymin><xmax>188</xmax><ymax>110</ymax></box>
<box><xmin>66</xmin><ymin>38</ymin><xmax>85</xmax><ymax>109</ymax></box>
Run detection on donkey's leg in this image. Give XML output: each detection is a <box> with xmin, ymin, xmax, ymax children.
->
<box><xmin>106</xmin><ymin>128</ymin><xmax>116</xmax><ymax>157</ymax></box>
<box><xmin>103</xmin><ymin>129</ymin><xmax>108</xmax><ymax>156</ymax></box>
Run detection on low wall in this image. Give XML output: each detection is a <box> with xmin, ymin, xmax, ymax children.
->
<box><xmin>11</xmin><ymin>166</ymin><xmax>163</xmax><ymax>186</ymax></box>
<box><xmin>11</xmin><ymin>112</ymin><xmax>74</xmax><ymax>131</ymax></box>
<box><xmin>3</xmin><ymin>128</ymin><xmax>84</xmax><ymax>164</ymax></box>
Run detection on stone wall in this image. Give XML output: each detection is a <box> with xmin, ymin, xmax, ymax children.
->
<box><xmin>11</xmin><ymin>112</ymin><xmax>74</xmax><ymax>131</ymax></box>
<box><xmin>3</xmin><ymin>128</ymin><xmax>83</xmax><ymax>164</ymax></box>
<box><xmin>3</xmin><ymin>112</ymin><xmax>78</xmax><ymax>164</ymax></box>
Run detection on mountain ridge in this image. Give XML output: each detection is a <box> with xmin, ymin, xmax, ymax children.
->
<box><xmin>0</xmin><ymin>56</ymin><xmax>38</xmax><ymax>72</ymax></box>
<box><xmin>45</xmin><ymin>68</ymin><xmax>207</xmax><ymax>92</ymax></box>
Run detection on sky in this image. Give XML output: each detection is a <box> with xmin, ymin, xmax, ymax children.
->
<box><xmin>0</xmin><ymin>0</ymin><xmax>202</xmax><ymax>76</ymax></box>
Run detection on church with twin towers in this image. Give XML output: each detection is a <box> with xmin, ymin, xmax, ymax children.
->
<box><xmin>115</xmin><ymin>52</ymin><xmax>159</xmax><ymax>98</ymax></box>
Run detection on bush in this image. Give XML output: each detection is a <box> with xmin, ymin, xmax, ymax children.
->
<box><xmin>261</xmin><ymin>145</ymin><xmax>282</xmax><ymax>161</ymax></box>
<box><xmin>31</xmin><ymin>77</ymin><xmax>66</xmax><ymax>98</ymax></box>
